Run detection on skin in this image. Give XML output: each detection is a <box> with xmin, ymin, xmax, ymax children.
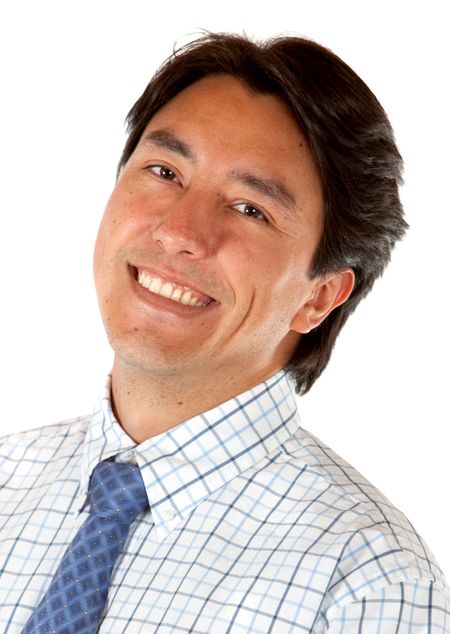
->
<box><xmin>94</xmin><ymin>75</ymin><xmax>354</xmax><ymax>442</ymax></box>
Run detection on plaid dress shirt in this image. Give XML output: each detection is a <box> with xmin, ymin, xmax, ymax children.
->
<box><xmin>0</xmin><ymin>371</ymin><xmax>449</xmax><ymax>632</ymax></box>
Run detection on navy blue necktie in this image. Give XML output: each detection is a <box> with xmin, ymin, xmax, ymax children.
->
<box><xmin>22</xmin><ymin>458</ymin><xmax>149</xmax><ymax>634</ymax></box>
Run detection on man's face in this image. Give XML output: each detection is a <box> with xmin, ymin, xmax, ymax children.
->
<box><xmin>94</xmin><ymin>75</ymin><xmax>326</xmax><ymax>387</ymax></box>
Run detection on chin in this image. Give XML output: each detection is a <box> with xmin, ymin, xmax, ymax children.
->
<box><xmin>109</xmin><ymin>331</ymin><xmax>197</xmax><ymax>375</ymax></box>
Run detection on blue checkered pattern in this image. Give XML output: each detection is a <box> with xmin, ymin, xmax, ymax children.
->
<box><xmin>1</xmin><ymin>371</ymin><xmax>449</xmax><ymax>632</ymax></box>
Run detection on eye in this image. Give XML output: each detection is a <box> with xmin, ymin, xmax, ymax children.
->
<box><xmin>233</xmin><ymin>202</ymin><xmax>267</xmax><ymax>222</ymax></box>
<box><xmin>147</xmin><ymin>164</ymin><xmax>179</xmax><ymax>183</ymax></box>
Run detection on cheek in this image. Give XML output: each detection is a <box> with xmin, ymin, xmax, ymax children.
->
<box><xmin>94</xmin><ymin>192</ymin><xmax>142</xmax><ymax>255</ymax></box>
<box><xmin>93</xmin><ymin>205</ymin><xmax>117</xmax><ymax>264</ymax></box>
<box><xmin>93</xmin><ymin>210</ymin><xmax>123</xmax><ymax>293</ymax></box>
<box><xmin>93</xmin><ymin>218</ymin><xmax>107</xmax><ymax>280</ymax></box>
<box><xmin>225</xmin><ymin>240</ymin><xmax>307</xmax><ymax>304</ymax></box>
<box><xmin>258</xmin><ymin>258</ymin><xmax>312</xmax><ymax>323</ymax></box>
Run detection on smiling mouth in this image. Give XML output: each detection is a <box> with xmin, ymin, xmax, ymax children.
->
<box><xmin>134</xmin><ymin>268</ymin><xmax>213</xmax><ymax>308</ymax></box>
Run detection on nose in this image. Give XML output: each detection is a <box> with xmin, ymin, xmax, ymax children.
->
<box><xmin>151</xmin><ymin>192</ymin><xmax>219</xmax><ymax>259</ymax></box>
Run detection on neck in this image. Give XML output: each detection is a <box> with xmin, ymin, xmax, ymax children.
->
<box><xmin>110</xmin><ymin>359</ymin><xmax>279</xmax><ymax>443</ymax></box>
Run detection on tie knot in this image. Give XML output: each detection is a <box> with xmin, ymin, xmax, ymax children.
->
<box><xmin>88</xmin><ymin>459</ymin><xmax>149</xmax><ymax>524</ymax></box>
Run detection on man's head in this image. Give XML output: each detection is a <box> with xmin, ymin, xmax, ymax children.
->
<box><xmin>94</xmin><ymin>33</ymin><xmax>406</xmax><ymax>395</ymax></box>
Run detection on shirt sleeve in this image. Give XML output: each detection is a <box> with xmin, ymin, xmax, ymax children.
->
<box><xmin>325</xmin><ymin>580</ymin><xmax>450</xmax><ymax>633</ymax></box>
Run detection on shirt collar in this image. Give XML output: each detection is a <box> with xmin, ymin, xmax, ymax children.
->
<box><xmin>80</xmin><ymin>371</ymin><xmax>299</xmax><ymax>541</ymax></box>
<box><xmin>79</xmin><ymin>378</ymin><xmax>136</xmax><ymax>498</ymax></box>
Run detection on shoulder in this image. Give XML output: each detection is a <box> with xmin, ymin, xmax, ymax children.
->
<box><xmin>323</xmin><ymin>578</ymin><xmax>450</xmax><ymax>632</ymax></box>
<box><xmin>0</xmin><ymin>415</ymin><xmax>91</xmax><ymax>478</ymax></box>
<box><xmin>275</xmin><ymin>425</ymin><xmax>449</xmax><ymax>597</ymax></box>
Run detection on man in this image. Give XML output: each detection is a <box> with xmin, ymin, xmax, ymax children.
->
<box><xmin>0</xmin><ymin>32</ymin><xmax>448</xmax><ymax>633</ymax></box>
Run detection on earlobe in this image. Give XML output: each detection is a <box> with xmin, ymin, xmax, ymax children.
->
<box><xmin>291</xmin><ymin>269</ymin><xmax>355</xmax><ymax>334</ymax></box>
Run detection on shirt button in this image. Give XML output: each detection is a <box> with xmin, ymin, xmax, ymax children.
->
<box><xmin>162</xmin><ymin>508</ymin><xmax>175</xmax><ymax>521</ymax></box>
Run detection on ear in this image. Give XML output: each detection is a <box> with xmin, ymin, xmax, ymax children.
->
<box><xmin>290</xmin><ymin>269</ymin><xmax>355</xmax><ymax>334</ymax></box>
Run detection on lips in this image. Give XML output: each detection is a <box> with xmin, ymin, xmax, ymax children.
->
<box><xmin>132</xmin><ymin>266</ymin><xmax>214</xmax><ymax>308</ymax></box>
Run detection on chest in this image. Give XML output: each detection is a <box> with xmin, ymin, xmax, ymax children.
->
<box><xmin>0</xmin><ymin>468</ymin><xmax>342</xmax><ymax>633</ymax></box>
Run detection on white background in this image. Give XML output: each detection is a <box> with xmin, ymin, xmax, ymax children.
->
<box><xmin>0</xmin><ymin>1</ymin><xmax>448</xmax><ymax>576</ymax></box>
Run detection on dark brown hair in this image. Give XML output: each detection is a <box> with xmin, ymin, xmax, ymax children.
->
<box><xmin>118</xmin><ymin>33</ymin><xmax>408</xmax><ymax>394</ymax></box>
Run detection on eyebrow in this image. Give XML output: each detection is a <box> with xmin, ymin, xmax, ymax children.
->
<box><xmin>141</xmin><ymin>129</ymin><xmax>196</xmax><ymax>160</ymax></box>
<box><xmin>230</xmin><ymin>169</ymin><xmax>297</xmax><ymax>213</ymax></box>
<box><xmin>141</xmin><ymin>129</ymin><xmax>298</xmax><ymax>214</ymax></box>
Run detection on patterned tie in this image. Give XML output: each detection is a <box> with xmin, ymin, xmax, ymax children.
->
<box><xmin>23</xmin><ymin>458</ymin><xmax>149</xmax><ymax>634</ymax></box>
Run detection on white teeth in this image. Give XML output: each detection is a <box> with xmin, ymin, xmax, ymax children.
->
<box><xmin>149</xmin><ymin>278</ymin><xmax>162</xmax><ymax>293</ymax></box>
<box><xmin>137</xmin><ymin>271</ymin><xmax>208</xmax><ymax>308</ymax></box>
<box><xmin>180</xmin><ymin>291</ymin><xmax>192</xmax><ymax>305</ymax></box>
<box><xmin>159</xmin><ymin>282</ymin><xmax>174</xmax><ymax>299</ymax></box>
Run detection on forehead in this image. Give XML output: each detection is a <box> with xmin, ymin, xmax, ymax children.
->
<box><xmin>146</xmin><ymin>74</ymin><xmax>304</xmax><ymax>146</ymax></box>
